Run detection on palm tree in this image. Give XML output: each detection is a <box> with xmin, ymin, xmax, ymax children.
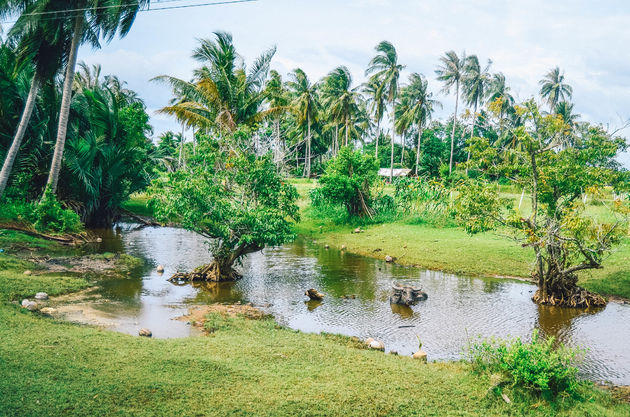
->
<box><xmin>366</xmin><ymin>40</ymin><xmax>404</xmax><ymax>181</ymax></box>
<box><xmin>435</xmin><ymin>50</ymin><xmax>466</xmax><ymax>175</ymax></box>
<box><xmin>0</xmin><ymin>0</ymin><xmax>73</xmax><ymax>198</ymax></box>
<box><xmin>322</xmin><ymin>66</ymin><xmax>360</xmax><ymax>148</ymax></box>
<box><xmin>539</xmin><ymin>66</ymin><xmax>572</xmax><ymax>111</ymax></box>
<box><xmin>363</xmin><ymin>78</ymin><xmax>385</xmax><ymax>160</ymax></box>
<box><xmin>286</xmin><ymin>68</ymin><xmax>319</xmax><ymax>178</ymax></box>
<box><xmin>555</xmin><ymin>101</ymin><xmax>580</xmax><ymax>149</ymax></box>
<box><xmin>45</xmin><ymin>0</ymin><xmax>150</xmax><ymax>195</ymax></box>
<box><xmin>462</xmin><ymin>55</ymin><xmax>491</xmax><ymax>171</ymax></box>
<box><xmin>263</xmin><ymin>69</ymin><xmax>289</xmax><ymax>164</ymax></box>
<box><xmin>395</xmin><ymin>73</ymin><xmax>440</xmax><ymax>175</ymax></box>
<box><xmin>154</xmin><ymin>32</ymin><xmax>277</xmax><ymax>134</ymax></box>
<box><xmin>486</xmin><ymin>72</ymin><xmax>514</xmax><ymax>134</ymax></box>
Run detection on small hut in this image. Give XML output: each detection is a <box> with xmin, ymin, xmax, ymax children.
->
<box><xmin>378</xmin><ymin>168</ymin><xmax>412</xmax><ymax>182</ymax></box>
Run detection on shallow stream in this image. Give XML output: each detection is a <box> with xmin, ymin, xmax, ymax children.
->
<box><xmin>61</xmin><ymin>224</ymin><xmax>630</xmax><ymax>385</ymax></box>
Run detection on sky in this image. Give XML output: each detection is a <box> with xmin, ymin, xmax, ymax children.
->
<box><xmin>72</xmin><ymin>0</ymin><xmax>630</xmax><ymax>166</ymax></box>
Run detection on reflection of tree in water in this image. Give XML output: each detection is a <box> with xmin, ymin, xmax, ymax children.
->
<box><xmin>536</xmin><ymin>304</ymin><xmax>603</xmax><ymax>345</ymax></box>
<box><xmin>302</xmin><ymin>243</ymin><xmax>380</xmax><ymax>300</ymax></box>
<box><xmin>188</xmin><ymin>281</ymin><xmax>244</xmax><ymax>304</ymax></box>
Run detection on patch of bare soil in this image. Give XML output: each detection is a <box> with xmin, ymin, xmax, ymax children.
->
<box><xmin>176</xmin><ymin>304</ymin><xmax>269</xmax><ymax>329</ymax></box>
<box><xmin>34</xmin><ymin>254</ymin><xmax>135</xmax><ymax>276</ymax></box>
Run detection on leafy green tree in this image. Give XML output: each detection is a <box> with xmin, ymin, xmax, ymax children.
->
<box><xmin>436</xmin><ymin>50</ymin><xmax>466</xmax><ymax>175</ymax></box>
<box><xmin>395</xmin><ymin>73</ymin><xmax>440</xmax><ymax>175</ymax></box>
<box><xmin>313</xmin><ymin>147</ymin><xmax>380</xmax><ymax>218</ymax></box>
<box><xmin>366</xmin><ymin>40</ymin><xmax>404</xmax><ymax>181</ymax></box>
<box><xmin>539</xmin><ymin>66</ymin><xmax>573</xmax><ymax>112</ymax></box>
<box><xmin>286</xmin><ymin>68</ymin><xmax>319</xmax><ymax>177</ymax></box>
<box><xmin>148</xmin><ymin>138</ymin><xmax>300</xmax><ymax>281</ymax></box>
<box><xmin>321</xmin><ymin>66</ymin><xmax>361</xmax><ymax>149</ymax></box>
<box><xmin>61</xmin><ymin>83</ymin><xmax>154</xmax><ymax>227</ymax></box>
<box><xmin>456</xmin><ymin>100</ymin><xmax>628</xmax><ymax>307</ymax></box>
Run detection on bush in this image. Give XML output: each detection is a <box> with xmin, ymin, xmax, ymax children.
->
<box><xmin>394</xmin><ymin>177</ymin><xmax>456</xmax><ymax>226</ymax></box>
<box><xmin>468</xmin><ymin>330</ymin><xmax>583</xmax><ymax>399</ymax></box>
<box><xmin>31</xmin><ymin>191</ymin><xmax>82</xmax><ymax>234</ymax></box>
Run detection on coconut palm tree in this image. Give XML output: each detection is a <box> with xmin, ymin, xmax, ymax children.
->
<box><xmin>286</xmin><ymin>68</ymin><xmax>319</xmax><ymax>178</ymax></box>
<box><xmin>539</xmin><ymin>66</ymin><xmax>573</xmax><ymax>112</ymax></box>
<box><xmin>322</xmin><ymin>66</ymin><xmax>361</xmax><ymax>149</ymax></box>
<box><xmin>363</xmin><ymin>78</ymin><xmax>385</xmax><ymax>160</ymax></box>
<box><xmin>462</xmin><ymin>55</ymin><xmax>491</xmax><ymax>171</ymax></box>
<box><xmin>435</xmin><ymin>50</ymin><xmax>466</xmax><ymax>175</ymax></box>
<box><xmin>395</xmin><ymin>73</ymin><xmax>440</xmax><ymax>175</ymax></box>
<box><xmin>154</xmin><ymin>32</ymin><xmax>277</xmax><ymax>134</ymax></box>
<box><xmin>366</xmin><ymin>40</ymin><xmax>404</xmax><ymax>181</ymax></box>
<box><xmin>45</xmin><ymin>0</ymin><xmax>150</xmax><ymax>195</ymax></box>
<box><xmin>486</xmin><ymin>72</ymin><xmax>514</xmax><ymax>134</ymax></box>
<box><xmin>263</xmin><ymin>70</ymin><xmax>289</xmax><ymax>164</ymax></box>
<box><xmin>0</xmin><ymin>0</ymin><xmax>73</xmax><ymax>198</ymax></box>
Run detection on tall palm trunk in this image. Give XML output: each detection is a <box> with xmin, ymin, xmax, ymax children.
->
<box><xmin>389</xmin><ymin>106</ymin><xmax>395</xmax><ymax>182</ymax></box>
<box><xmin>334</xmin><ymin>124</ymin><xmax>338</xmax><ymax>155</ymax></box>
<box><xmin>465</xmin><ymin>102</ymin><xmax>477</xmax><ymax>175</ymax></box>
<box><xmin>400</xmin><ymin>130</ymin><xmax>405</xmax><ymax>165</ymax></box>
<box><xmin>178</xmin><ymin>124</ymin><xmax>184</xmax><ymax>168</ymax></box>
<box><xmin>0</xmin><ymin>73</ymin><xmax>42</xmax><ymax>198</ymax></box>
<box><xmin>345</xmin><ymin>119</ymin><xmax>349</xmax><ymax>147</ymax></box>
<box><xmin>415</xmin><ymin>127</ymin><xmax>423</xmax><ymax>176</ymax></box>
<box><xmin>448</xmin><ymin>80</ymin><xmax>459</xmax><ymax>175</ymax></box>
<box><xmin>305</xmin><ymin>113</ymin><xmax>311</xmax><ymax>178</ymax></box>
<box><xmin>45</xmin><ymin>12</ymin><xmax>84</xmax><ymax>194</ymax></box>
<box><xmin>374</xmin><ymin>119</ymin><xmax>380</xmax><ymax>160</ymax></box>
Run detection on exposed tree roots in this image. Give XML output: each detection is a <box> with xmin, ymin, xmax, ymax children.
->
<box><xmin>533</xmin><ymin>286</ymin><xmax>606</xmax><ymax>308</ymax></box>
<box><xmin>168</xmin><ymin>261</ymin><xmax>241</xmax><ymax>282</ymax></box>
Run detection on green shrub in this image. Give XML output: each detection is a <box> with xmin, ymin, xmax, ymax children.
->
<box><xmin>468</xmin><ymin>330</ymin><xmax>583</xmax><ymax>399</ymax></box>
<box><xmin>394</xmin><ymin>177</ymin><xmax>456</xmax><ymax>226</ymax></box>
<box><xmin>32</xmin><ymin>191</ymin><xmax>82</xmax><ymax>234</ymax></box>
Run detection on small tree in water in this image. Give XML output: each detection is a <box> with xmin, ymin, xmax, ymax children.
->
<box><xmin>148</xmin><ymin>135</ymin><xmax>299</xmax><ymax>281</ymax></box>
<box><xmin>456</xmin><ymin>100</ymin><xmax>629</xmax><ymax>308</ymax></box>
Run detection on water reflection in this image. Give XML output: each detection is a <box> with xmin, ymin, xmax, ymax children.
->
<box><xmin>81</xmin><ymin>224</ymin><xmax>630</xmax><ymax>385</ymax></box>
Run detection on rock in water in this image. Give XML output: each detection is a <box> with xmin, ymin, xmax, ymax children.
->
<box><xmin>35</xmin><ymin>292</ymin><xmax>48</xmax><ymax>300</ymax></box>
<box><xmin>384</xmin><ymin>255</ymin><xmax>393</xmax><ymax>263</ymax></box>
<box><xmin>412</xmin><ymin>350</ymin><xmax>427</xmax><ymax>362</ymax></box>
<box><xmin>21</xmin><ymin>299</ymin><xmax>38</xmax><ymax>311</ymax></box>
<box><xmin>156</xmin><ymin>265</ymin><xmax>165</xmax><ymax>273</ymax></box>
<box><xmin>368</xmin><ymin>340</ymin><xmax>385</xmax><ymax>351</ymax></box>
<box><xmin>305</xmin><ymin>288</ymin><xmax>324</xmax><ymax>300</ymax></box>
<box><xmin>138</xmin><ymin>328</ymin><xmax>152</xmax><ymax>337</ymax></box>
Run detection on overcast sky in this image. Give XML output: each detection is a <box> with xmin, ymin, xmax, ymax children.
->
<box><xmin>75</xmin><ymin>0</ymin><xmax>630</xmax><ymax>166</ymax></box>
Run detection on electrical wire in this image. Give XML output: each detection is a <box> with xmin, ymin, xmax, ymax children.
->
<box><xmin>0</xmin><ymin>0</ymin><xmax>258</xmax><ymax>24</ymax></box>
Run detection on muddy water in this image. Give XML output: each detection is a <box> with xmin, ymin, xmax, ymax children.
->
<box><xmin>72</xmin><ymin>224</ymin><xmax>630</xmax><ymax>384</ymax></box>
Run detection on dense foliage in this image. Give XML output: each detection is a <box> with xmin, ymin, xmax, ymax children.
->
<box><xmin>456</xmin><ymin>101</ymin><xmax>629</xmax><ymax>307</ymax></box>
<box><xmin>148</xmin><ymin>133</ymin><xmax>299</xmax><ymax>280</ymax></box>
<box><xmin>311</xmin><ymin>147</ymin><xmax>383</xmax><ymax>218</ymax></box>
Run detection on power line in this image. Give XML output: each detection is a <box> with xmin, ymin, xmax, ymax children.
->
<box><xmin>0</xmin><ymin>0</ymin><xmax>258</xmax><ymax>24</ymax></box>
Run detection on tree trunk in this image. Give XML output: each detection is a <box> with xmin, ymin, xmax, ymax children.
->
<box><xmin>345</xmin><ymin>119</ymin><xmax>349</xmax><ymax>147</ymax></box>
<box><xmin>465</xmin><ymin>102</ymin><xmax>477</xmax><ymax>176</ymax></box>
<box><xmin>375</xmin><ymin>119</ymin><xmax>380</xmax><ymax>160</ymax></box>
<box><xmin>334</xmin><ymin>124</ymin><xmax>338</xmax><ymax>155</ymax></box>
<box><xmin>44</xmin><ymin>12</ymin><xmax>84</xmax><ymax>194</ymax></box>
<box><xmin>400</xmin><ymin>130</ymin><xmax>405</xmax><ymax>165</ymax></box>
<box><xmin>415</xmin><ymin>127</ymin><xmax>423</xmax><ymax>176</ymax></box>
<box><xmin>390</xmin><ymin>107</ymin><xmax>395</xmax><ymax>182</ymax></box>
<box><xmin>449</xmin><ymin>80</ymin><xmax>459</xmax><ymax>175</ymax></box>
<box><xmin>178</xmin><ymin>124</ymin><xmax>184</xmax><ymax>169</ymax></box>
<box><xmin>306</xmin><ymin>114</ymin><xmax>311</xmax><ymax>178</ymax></box>
<box><xmin>0</xmin><ymin>73</ymin><xmax>42</xmax><ymax>198</ymax></box>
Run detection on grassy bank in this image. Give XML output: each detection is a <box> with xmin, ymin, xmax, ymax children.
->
<box><xmin>288</xmin><ymin>179</ymin><xmax>630</xmax><ymax>300</ymax></box>
<box><xmin>0</xmin><ymin>232</ymin><xmax>628</xmax><ymax>416</ymax></box>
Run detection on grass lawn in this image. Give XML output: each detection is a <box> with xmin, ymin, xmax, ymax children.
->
<box><xmin>0</xmin><ymin>232</ymin><xmax>628</xmax><ymax>416</ymax></box>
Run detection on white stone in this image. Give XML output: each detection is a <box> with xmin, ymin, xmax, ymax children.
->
<box><xmin>35</xmin><ymin>292</ymin><xmax>48</xmax><ymax>300</ymax></box>
<box><xmin>156</xmin><ymin>265</ymin><xmax>165</xmax><ymax>273</ymax></box>
<box><xmin>21</xmin><ymin>299</ymin><xmax>38</xmax><ymax>311</ymax></box>
<box><xmin>23</xmin><ymin>270</ymin><xmax>32</xmax><ymax>276</ymax></box>
<box><xmin>412</xmin><ymin>350</ymin><xmax>427</xmax><ymax>361</ymax></box>
<box><xmin>385</xmin><ymin>255</ymin><xmax>393</xmax><ymax>263</ymax></box>
<box><xmin>368</xmin><ymin>340</ymin><xmax>385</xmax><ymax>351</ymax></box>
<box><xmin>139</xmin><ymin>328</ymin><xmax>152</xmax><ymax>337</ymax></box>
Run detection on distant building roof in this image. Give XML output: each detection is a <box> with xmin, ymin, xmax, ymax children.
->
<box><xmin>378</xmin><ymin>168</ymin><xmax>412</xmax><ymax>177</ymax></box>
